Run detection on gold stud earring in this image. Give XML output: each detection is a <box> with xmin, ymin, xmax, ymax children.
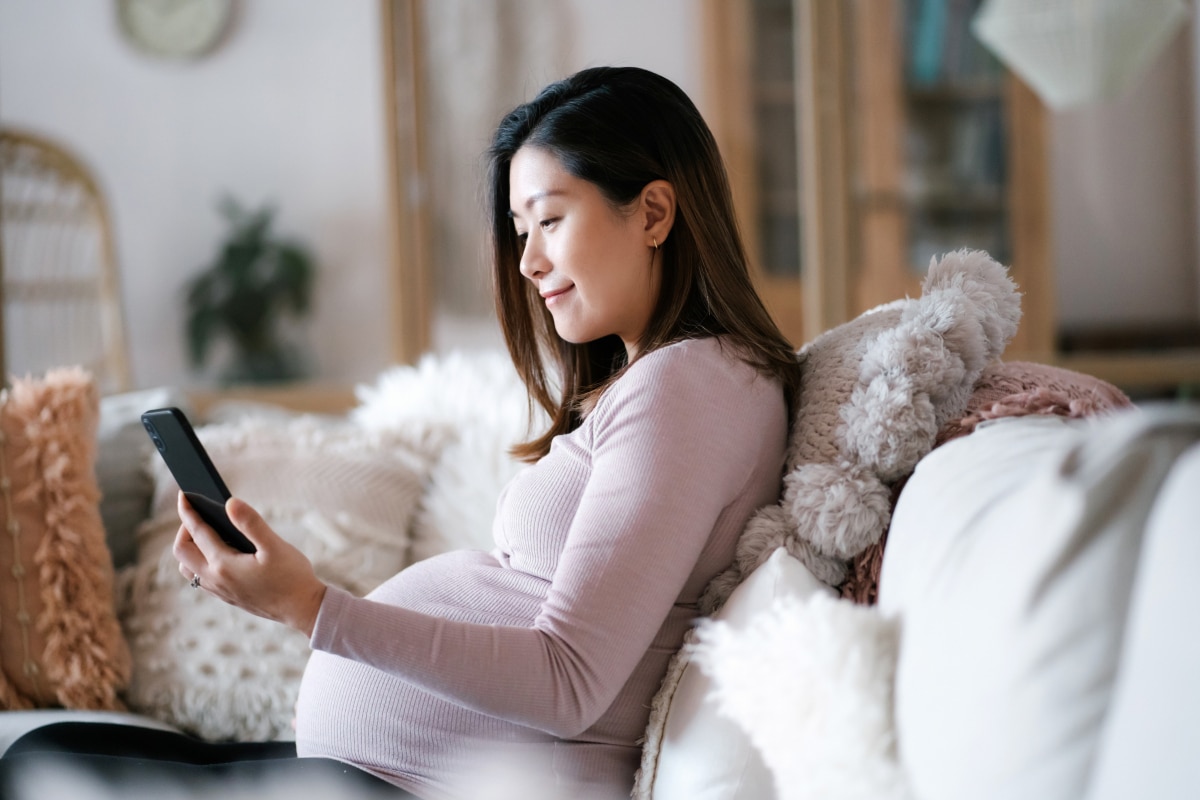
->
<box><xmin>652</xmin><ymin>237</ymin><xmax>659</xmax><ymax>250</ymax></box>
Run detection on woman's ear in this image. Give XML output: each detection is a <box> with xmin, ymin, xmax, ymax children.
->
<box><xmin>639</xmin><ymin>180</ymin><xmax>676</xmax><ymax>247</ymax></box>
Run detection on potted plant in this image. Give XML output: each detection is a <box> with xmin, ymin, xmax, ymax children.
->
<box><xmin>184</xmin><ymin>197</ymin><xmax>316</xmax><ymax>385</ymax></box>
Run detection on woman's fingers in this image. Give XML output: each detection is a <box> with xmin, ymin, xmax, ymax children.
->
<box><xmin>177</xmin><ymin>490</ymin><xmax>252</xmax><ymax>562</ymax></box>
<box><xmin>170</xmin><ymin>490</ymin><xmax>326</xmax><ymax>634</ymax></box>
<box><xmin>174</xmin><ymin>490</ymin><xmax>245</xmax><ymax>591</ymax></box>
<box><xmin>226</xmin><ymin>496</ymin><xmax>275</xmax><ymax>553</ymax></box>
<box><xmin>173</xmin><ymin>514</ymin><xmax>208</xmax><ymax>583</ymax></box>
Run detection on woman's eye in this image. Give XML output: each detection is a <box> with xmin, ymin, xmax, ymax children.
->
<box><xmin>539</xmin><ymin>218</ymin><xmax>558</xmax><ymax>230</ymax></box>
<box><xmin>515</xmin><ymin>231</ymin><xmax>528</xmax><ymax>245</ymax></box>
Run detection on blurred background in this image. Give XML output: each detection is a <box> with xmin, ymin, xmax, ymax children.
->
<box><xmin>1</xmin><ymin>0</ymin><xmax>1197</xmax><ymax>401</ymax></box>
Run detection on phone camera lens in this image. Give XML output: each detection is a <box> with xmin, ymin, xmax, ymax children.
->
<box><xmin>144</xmin><ymin>423</ymin><xmax>164</xmax><ymax>450</ymax></box>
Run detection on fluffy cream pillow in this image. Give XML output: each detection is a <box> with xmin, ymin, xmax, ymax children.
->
<box><xmin>692</xmin><ymin>592</ymin><xmax>907</xmax><ymax>800</ymax></box>
<box><xmin>353</xmin><ymin>350</ymin><xmax>544</xmax><ymax>560</ymax></box>
<box><xmin>633</xmin><ymin>548</ymin><xmax>832</xmax><ymax>800</ymax></box>
<box><xmin>118</xmin><ymin>416</ymin><xmax>431</xmax><ymax>741</ymax></box>
<box><xmin>702</xmin><ymin>249</ymin><xmax>1021</xmax><ymax>612</ymax></box>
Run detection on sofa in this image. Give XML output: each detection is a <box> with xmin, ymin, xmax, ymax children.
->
<box><xmin>1</xmin><ymin>283</ymin><xmax>1198</xmax><ymax>798</ymax></box>
<box><xmin>661</xmin><ymin>407</ymin><xmax>1200</xmax><ymax>800</ymax></box>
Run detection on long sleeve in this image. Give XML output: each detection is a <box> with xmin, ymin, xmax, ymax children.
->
<box><xmin>295</xmin><ymin>337</ymin><xmax>788</xmax><ymax>795</ymax></box>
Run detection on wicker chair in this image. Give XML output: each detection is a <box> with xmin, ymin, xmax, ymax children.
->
<box><xmin>0</xmin><ymin>128</ymin><xmax>131</xmax><ymax>393</ymax></box>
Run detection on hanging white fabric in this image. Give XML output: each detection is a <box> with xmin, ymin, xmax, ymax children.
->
<box><xmin>971</xmin><ymin>0</ymin><xmax>1191</xmax><ymax>109</ymax></box>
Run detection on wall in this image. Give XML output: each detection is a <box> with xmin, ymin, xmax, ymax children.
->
<box><xmin>565</xmin><ymin>0</ymin><xmax>702</xmax><ymax>100</ymax></box>
<box><xmin>1051</xmin><ymin>14</ymin><xmax>1199</xmax><ymax>331</ymax></box>
<box><xmin>1</xmin><ymin>0</ymin><xmax>393</xmax><ymax>389</ymax></box>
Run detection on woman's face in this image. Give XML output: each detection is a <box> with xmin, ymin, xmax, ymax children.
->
<box><xmin>509</xmin><ymin>146</ymin><xmax>660</xmax><ymax>358</ymax></box>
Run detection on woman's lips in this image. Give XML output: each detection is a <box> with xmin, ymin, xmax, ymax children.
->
<box><xmin>541</xmin><ymin>286</ymin><xmax>573</xmax><ymax>306</ymax></box>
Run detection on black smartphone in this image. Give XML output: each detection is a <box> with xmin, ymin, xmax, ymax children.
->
<box><xmin>140</xmin><ymin>407</ymin><xmax>256</xmax><ymax>554</ymax></box>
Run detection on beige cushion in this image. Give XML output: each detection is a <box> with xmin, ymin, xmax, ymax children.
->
<box><xmin>879</xmin><ymin>407</ymin><xmax>1200</xmax><ymax>800</ymax></box>
<box><xmin>118</xmin><ymin>417</ymin><xmax>431</xmax><ymax>741</ymax></box>
<box><xmin>0</xmin><ymin>368</ymin><xmax>131</xmax><ymax>711</ymax></box>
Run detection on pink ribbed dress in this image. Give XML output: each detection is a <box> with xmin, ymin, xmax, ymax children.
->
<box><xmin>294</xmin><ymin>337</ymin><xmax>788</xmax><ymax>798</ymax></box>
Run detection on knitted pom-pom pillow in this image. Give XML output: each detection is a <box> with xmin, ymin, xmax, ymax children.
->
<box><xmin>701</xmin><ymin>248</ymin><xmax>1021</xmax><ymax>612</ymax></box>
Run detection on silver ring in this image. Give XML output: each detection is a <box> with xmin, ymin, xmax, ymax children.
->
<box><xmin>190</xmin><ymin>574</ymin><xmax>201</xmax><ymax>590</ymax></box>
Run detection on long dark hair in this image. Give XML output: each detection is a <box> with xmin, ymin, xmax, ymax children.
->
<box><xmin>488</xmin><ymin>66</ymin><xmax>799</xmax><ymax>461</ymax></box>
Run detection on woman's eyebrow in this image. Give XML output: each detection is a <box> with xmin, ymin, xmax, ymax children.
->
<box><xmin>509</xmin><ymin>189</ymin><xmax>568</xmax><ymax>217</ymax></box>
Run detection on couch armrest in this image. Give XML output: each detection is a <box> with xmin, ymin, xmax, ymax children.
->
<box><xmin>0</xmin><ymin>710</ymin><xmax>182</xmax><ymax>756</ymax></box>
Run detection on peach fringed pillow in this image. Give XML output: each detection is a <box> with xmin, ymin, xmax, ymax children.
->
<box><xmin>0</xmin><ymin>367</ymin><xmax>131</xmax><ymax>710</ymax></box>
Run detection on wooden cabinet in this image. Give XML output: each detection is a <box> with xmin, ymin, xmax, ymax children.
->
<box><xmin>703</xmin><ymin>0</ymin><xmax>1051</xmax><ymax>355</ymax></box>
<box><xmin>702</xmin><ymin>0</ymin><xmax>807</xmax><ymax>347</ymax></box>
<box><xmin>703</xmin><ymin>0</ymin><xmax>1200</xmax><ymax>387</ymax></box>
<box><xmin>848</xmin><ymin>0</ymin><xmax>1054</xmax><ymax>360</ymax></box>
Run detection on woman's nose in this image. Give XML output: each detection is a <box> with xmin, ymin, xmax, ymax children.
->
<box><xmin>519</xmin><ymin>237</ymin><xmax>546</xmax><ymax>280</ymax></box>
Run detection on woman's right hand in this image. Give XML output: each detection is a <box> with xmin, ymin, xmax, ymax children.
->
<box><xmin>173</xmin><ymin>492</ymin><xmax>328</xmax><ymax>637</ymax></box>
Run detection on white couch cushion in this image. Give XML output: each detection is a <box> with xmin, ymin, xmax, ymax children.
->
<box><xmin>1087</xmin><ymin>441</ymin><xmax>1200</xmax><ymax>799</ymax></box>
<box><xmin>879</xmin><ymin>407</ymin><xmax>1200</xmax><ymax>800</ymax></box>
<box><xmin>352</xmin><ymin>350</ymin><xmax>543</xmax><ymax>561</ymax></box>
<box><xmin>639</xmin><ymin>547</ymin><xmax>832</xmax><ymax>800</ymax></box>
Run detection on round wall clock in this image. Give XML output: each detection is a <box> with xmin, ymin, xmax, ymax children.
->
<box><xmin>117</xmin><ymin>0</ymin><xmax>235</xmax><ymax>60</ymax></box>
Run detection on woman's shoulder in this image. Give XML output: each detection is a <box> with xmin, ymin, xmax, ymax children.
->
<box><xmin>603</xmin><ymin>336</ymin><xmax>779</xmax><ymax>414</ymax></box>
<box><xmin>627</xmin><ymin>336</ymin><xmax>759</xmax><ymax>386</ymax></box>
<box><xmin>587</xmin><ymin>336</ymin><xmax>787</xmax><ymax>448</ymax></box>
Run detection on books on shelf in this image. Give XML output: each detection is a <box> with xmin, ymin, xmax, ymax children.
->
<box><xmin>903</xmin><ymin>100</ymin><xmax>1005</xmax><ymax>196</ymax></box>
<box><xmin>905</xmin><ymin>0</ymin><xmax>1003</xmax><ymax>88</ymax></box>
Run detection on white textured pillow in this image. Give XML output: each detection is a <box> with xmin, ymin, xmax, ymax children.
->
<box><xmin>692</xmin><ymin>592</ymin><xmax>908</xmax><ymax>800</ymax></box>
<box><xmin>879</xmin><ymin>408</ymin><xmax>1200</xmax><ymax>800</ymax></box>
<box><xmin>117</xmin><ymin>417</ymin><xmax>432</xmax><ymax>741</ymax></box>
<box><xmin>634</xmin><ymin>548</ymin><xmax>832</xmax><ymax>800</ymax></box>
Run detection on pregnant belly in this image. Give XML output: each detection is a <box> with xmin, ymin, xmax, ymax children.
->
<box><xmin>293</xmin><ymin>548</ymin><xmax>551</xmax><ymax>779</ymax></box>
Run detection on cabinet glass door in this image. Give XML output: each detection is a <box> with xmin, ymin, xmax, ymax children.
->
<box><xmin>900</xmin><ymin>0</ymin><xmax>1009</xmax><ymax>271</ymax></box>
<box><xmin>752</xmin><ymin>0</ymin><xmax>804</xmax><ymax>281</ymax></box>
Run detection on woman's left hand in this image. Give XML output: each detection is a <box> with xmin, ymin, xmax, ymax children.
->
<box><xmin>174</xmin><ymin>492</ymin><xmax>327</xmax><ymax>637</ymax></box>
